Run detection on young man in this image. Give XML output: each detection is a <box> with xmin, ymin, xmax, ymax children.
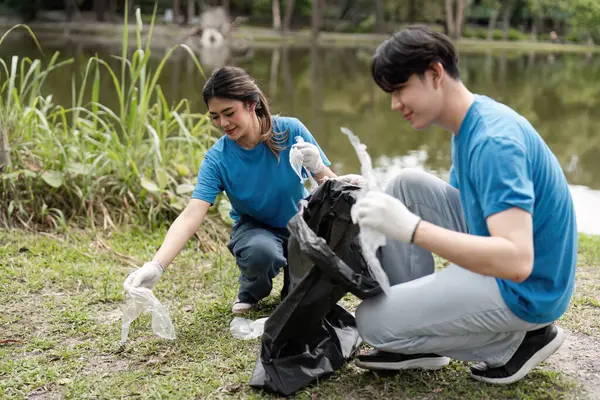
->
<box><xmin>351</xmin><ymin>25</ymin><xmax>577</xmax><ymax>384</ymax></box>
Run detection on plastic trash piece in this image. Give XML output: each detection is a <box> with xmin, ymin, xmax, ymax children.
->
<box><xmin>290</xmin><ymin>136</ymin><xmax>319</xmax><ymax>190</ymax></box>
<box><xmin>121</xmin><ymin>287</ymin><xmax>176</xmax><ymax>343</ymax></box>
<box><xmin>289</xmin><ymin>141</ymin><xmax>304</xmax><ymax>183</ymax></box>
<box><xmin>230</xmin><ymin>317</ymin><xmax>268</xmax><ymax>339</ymax></box>
<box><xmin>340</xmin><ymin>126</ymin><xmax>391</xmax><ymax>295</ymax></box>
<box><xmin>249</xmin><ymin>179</ymin><xmax>381</xmax><ymax>396</ymax></box>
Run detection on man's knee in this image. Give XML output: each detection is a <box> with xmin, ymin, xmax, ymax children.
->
<box><xmin>384</xmin><ymin>168</ymin><xmax>429</xmax><ymax>197</ymax></box>
<box><xmin>235</xmin><ymin>236</ymin><xmax>285</xmax><ymax>276</ymax></box>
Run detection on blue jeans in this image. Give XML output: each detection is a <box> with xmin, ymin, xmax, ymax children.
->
<box><xmin>227</xmin><ymin>215</ymin><xmax>289</xmax><ymax>303</ymax></box>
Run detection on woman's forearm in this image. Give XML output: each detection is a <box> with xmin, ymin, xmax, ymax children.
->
<box><xmin>315</xmin><ymin>166</ymin><xmax>337</xmax><ymax>184</ymax></box>
<box><xmin>152</xmin><ymin>199</ymin><xmax>211</xmax><ymax>269</ymax></box>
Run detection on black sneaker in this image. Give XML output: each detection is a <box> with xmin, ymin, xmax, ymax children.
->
<box><xmin>355</xmin><ymin>349</ymin><xmax>450</xmax><ymax>371</ymax></box>
<box><xmin>470</xmin><ymin>324</ymin><xmax>565</xmax><ymax>385</ymax></box>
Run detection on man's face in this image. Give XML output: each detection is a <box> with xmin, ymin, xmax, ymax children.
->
<box><xmin>390</xmin><ymin>70</ymin><xmax>442</xmax><ymax>131</ymax></box>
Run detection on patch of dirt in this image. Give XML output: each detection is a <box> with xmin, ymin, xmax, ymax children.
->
<box><xmin>95</xmin><ymin>308</ymin><xmax>123</xmax><ymax>325</ymax></box>
<box><xmin>546</xmin><ymin>330</ymin><xmax>600</xmax><ymax>398</ymax></box>
<box><xmin>81</xmin><ymin>354</ymin><xmax>130</xmax><ymax>376</ymax></box>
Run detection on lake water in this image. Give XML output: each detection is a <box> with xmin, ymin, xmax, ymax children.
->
<box><xmin>2</xmin><ymin>36</ymin><xmax>599</xmax><ymax>234</ymax></box>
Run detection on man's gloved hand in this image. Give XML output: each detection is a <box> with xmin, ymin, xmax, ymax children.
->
<box><xmin>123</xmin><ymin>261</ymin><xmax>164</xmax><ymax>291</ymax></box>
<box><xmin>292</xmin><ymin>142</ymin><xmax>325</xmax><ymax>174</ymax></box>
<box><xmin>351</xmin><ymin>191</ymin><xmax>422</xmax><ymax>243</ymax></box>
<box><xmin>333</xmin><ymin>174</ymin><xmax>366</xmax><ymax>185</ymax></box>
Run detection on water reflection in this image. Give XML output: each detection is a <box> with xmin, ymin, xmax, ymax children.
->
<box><xmin>1</xmin><ymin>37</ymin><xmax>599</xmax><ymax>233</ymax></box>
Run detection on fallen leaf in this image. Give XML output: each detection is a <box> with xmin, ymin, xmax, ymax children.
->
<box><xmin>58</xmin><ymin>378</ymin><xmax>72</xmax><ymax>385</ymax></box>
<box><xmin>219</xmin><ymin>383</ymin><xmax>241</xmax><ymax>393</ymax></box>
<box><xmin>0</xmin><ymin>339</ymin><xmax>24</xmax><ymax>345</ymax></box>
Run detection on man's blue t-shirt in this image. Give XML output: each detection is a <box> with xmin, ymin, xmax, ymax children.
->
<box><xmin>192</xmin><ymin>116</ymin><xmax>331</xmax><ymax>229</ymax></box>
<box><xmin>450</xmin><ymin>95</ymin><xmax>577</xmax><ymax>324</ymax></box>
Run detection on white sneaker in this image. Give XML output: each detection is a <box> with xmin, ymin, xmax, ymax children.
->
<box><xmin>231</xmin><ymin>298</ymin><xmax>257</xmax><ymax>315</ymax></box>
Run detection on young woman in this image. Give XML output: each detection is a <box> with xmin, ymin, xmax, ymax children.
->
<box><xmin>123</xmin><ymin>66</ymin><xmax>362</xmax><ymax>315</ymax></box>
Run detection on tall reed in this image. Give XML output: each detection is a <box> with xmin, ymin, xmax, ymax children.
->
<box><xmin>0</xmin><ymin>4</ymin><xmax>218</xmax><ymax>230</ymax></box>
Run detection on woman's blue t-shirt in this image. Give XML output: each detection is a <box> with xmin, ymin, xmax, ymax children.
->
<box><xmin>192</xmin><ymin>116</ymin><xmax>330</xmax><ymax>228</ymax></box>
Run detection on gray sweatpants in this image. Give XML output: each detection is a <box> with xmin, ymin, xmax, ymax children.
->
<box><xmin>355</xmin><ymin>169</ymin><xmax>547</xmax><ymax>367</ymax></box>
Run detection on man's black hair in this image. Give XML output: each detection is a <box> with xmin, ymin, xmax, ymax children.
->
<box><xmin>372</xmin><ymin>25</ymin><xmax>461</xmax><ymax>93</ymax></box>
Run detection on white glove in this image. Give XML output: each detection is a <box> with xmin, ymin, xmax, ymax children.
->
<box><xmin>123</xmin><ymin>261</ymin><xmax>164</xmax><ymax>290</ymax></box>
<box><xmin>351</xmin><ymin>191</ymin><xmax>422</xmax><ymax>243</ymax></box>
<box><xmin>334</xmin><ymin>174</ymin><xmax>366</xmax><ymax>185</ymax></box>
<box><xmin>292</xmin><ymin>142</ymin><xmax>325</xmax><ymax>174</ymax></box>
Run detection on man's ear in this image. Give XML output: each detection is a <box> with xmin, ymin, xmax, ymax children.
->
<box><xmin>430</xmin><ymin>62</ymin><xmax>444</xmax><ymax>89</ymax></box>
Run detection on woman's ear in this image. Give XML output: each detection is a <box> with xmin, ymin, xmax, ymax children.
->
<box><xmin>245</xmin><ymin>101</ymin><xmax>257</xmax><ymax>113</ymax></box>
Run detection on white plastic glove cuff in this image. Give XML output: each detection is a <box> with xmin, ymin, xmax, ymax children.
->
<box><xmin>351</xmin><ymin>192</ymin><xmax>422</xmax><ymax>244</ymax></box>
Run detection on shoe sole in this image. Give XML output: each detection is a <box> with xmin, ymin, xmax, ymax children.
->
<box><xmin>470</xmin><ymin>326</ymin><xmax>566</xmax><ymax>385</ymax></box>
<box><xmin>231</xmin><ymin>307</ymin><xmax>256</xmax><ymax>315</ymax></box>
<box><xmin>355</xmin><ymin>356</ymin><xmax>451</xmax><ymax>371</ymax></box>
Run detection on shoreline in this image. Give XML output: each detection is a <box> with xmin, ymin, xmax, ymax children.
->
<box><xmin>1</xmin><ymin>20</ymin><xmax>598</xmax><ymax>53</ymax></box>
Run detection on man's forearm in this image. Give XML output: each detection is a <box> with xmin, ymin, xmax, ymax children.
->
<box><xmin>412</xmin><ymin>220</ymin><xmax>532</xmax><ymax>282</ymax></box>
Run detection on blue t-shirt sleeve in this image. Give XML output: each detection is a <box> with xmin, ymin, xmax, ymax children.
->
<box><xmin>291</xmin><ymin>118</ymin><xmax>331</xmax><ymax>167</ymax></box>
<box><xmin>471</xmin><ymin>137</ymin><xmax>534</xmax><ymax>218</ymax></box>
<box><xmin>191</xmin><ymin>151</ymin><xmax>223</xmax><ymax>204</ymax></box>
<box><xmin>449</xmin><ymin>164</ymin><xmax>459</xmax><ymax>189</ymax></box>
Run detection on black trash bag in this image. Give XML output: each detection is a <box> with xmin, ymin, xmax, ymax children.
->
<box><xmin>249</xmin><ymin>179</ymin><xmax>382</xmax><ymax>396</ymax></box>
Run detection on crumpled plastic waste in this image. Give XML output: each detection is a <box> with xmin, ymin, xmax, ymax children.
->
<box><xmin>120</xmin><ymin>287</ymin><xmax>176</xmax><ymax>343</ymax></box>
<box><xmin>230</xmin><ymin>317</ymin><xmax>268</xmax><ymax>339</ymax></box>
<box><xmin>341</xmin><ymin>126</ymin><xmax>391</xmax><ymax>295</ymax></box>
<box><xmin>290</xmin><ymin>136</ymin><xmax>319</xmax><ymax>190</ymax></box>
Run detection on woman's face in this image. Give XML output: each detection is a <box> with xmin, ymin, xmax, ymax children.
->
<box><xmin>208</xmin><ymin>97</ymin><xmax>257</xmax><ymax>142</ymax></box>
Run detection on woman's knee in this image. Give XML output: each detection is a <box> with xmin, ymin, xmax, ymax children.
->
<box><xmin>235</xmin><ymin>236</ymin><xmax>285</xmax><ymax>274</ymax></box>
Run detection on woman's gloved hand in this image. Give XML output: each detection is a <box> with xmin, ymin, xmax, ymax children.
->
<box><xmin>123</xmin><ymin>261</ymin><xmax>164</xmax><ymax>291</ymax></box>
<box><xmin>292</xmin><ymin>142</ymin><xmax>325</xmax><ymax>174</ymax></box>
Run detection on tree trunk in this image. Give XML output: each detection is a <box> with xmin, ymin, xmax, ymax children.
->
<box><xmin>311</xmin><ymin>0</ymin><xmax>321</xmax><ymax>38</ymax></box>
<box><xmin>283</xmin><ymin>0</ymin><xmax>295</xmax><ymax>33</ymax></box>
<box><xmin>375</xmin><ymin>0</ymin><xmax>384</xmax><ymax>33</ymax></box>
<box><xmin>0</xmin><ymin>120</ymin><xmax>9</xmax><ymax>171</ymax></box>
<box><xmin>108</xmin><ymin>0</ymin><xmax>118</xmax><ymax>22</ymax></box>
<box><xmin>445</xmin><ymin>0</ymin><xmax>455</xmax><ymax>39</ymax></box>
<box><xmin>487</xmin><ymin>7</ymin><xmax>499</xmax><ymax>40</ymax></box>
<box><xmin>94</xmin><ymin>0</ymin><xmax>107</xmax><ymax>22</ymax></box>
<box><xmin>173</xmin><ymin>0</ymin><xmax>180</xmax><ymax>25</ymax></box>
<box><xmin>187</xmin><ymin>0</ymin><xmax>196</xmax><ymax>24</ymax></box>
<box><xmin>455</xmin><ymin>0</ymin><xmax>467</xmax><ymax>39</ymax></box>
<box><xmin>408</xmin><ymin>0</ymin><xmax>417</xmax><ymax>23</ymax></box>
<box><xmin>502</xmin><ymin>2</ymin><xmax>514</xmax><ymax>41</ymax></box>
<box><xmin>65</xmin><ymin>0</ymin><xmax>78</xmax><ymax>21</ymax></box>
<box><xmin>269</xmin><ymin>48</ymin><xmax>281</xmax><ymax>98</ymax></box>
<box><xmin>272</xmin><ymin>0</ymin><xmax>282</xmax><ymax>31</ymax></box>
<box><xmin>530</xmin><ymin>16</ymin><xmax>539</xmax><ymax>40</ymax></box>
<box><xmin>222</xmin><ymin>0</ymin><xmax>230</xmax><ymax>14</ymax></box>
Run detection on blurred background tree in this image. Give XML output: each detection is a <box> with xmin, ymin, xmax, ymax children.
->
<box><xmin>0</xmin><ymin>0</ymin><xmax>599</xmax><ymax>44</ymax></box>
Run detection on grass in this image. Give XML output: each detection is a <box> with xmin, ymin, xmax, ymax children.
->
<box><xmin>1</xmin><ymin>228</ymin><xmax>598</xmax><ymax>399</ymax></box>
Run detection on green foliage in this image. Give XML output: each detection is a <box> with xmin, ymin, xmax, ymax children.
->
<box><xmin>507</xmin><ymin>28</ymin><xmax>525</xmax><ymax>41</ymax></box>
<box><xmin>0</xmin><ymin>6</ymin><xmax>216</xmax><ymax>229</ymax></box>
